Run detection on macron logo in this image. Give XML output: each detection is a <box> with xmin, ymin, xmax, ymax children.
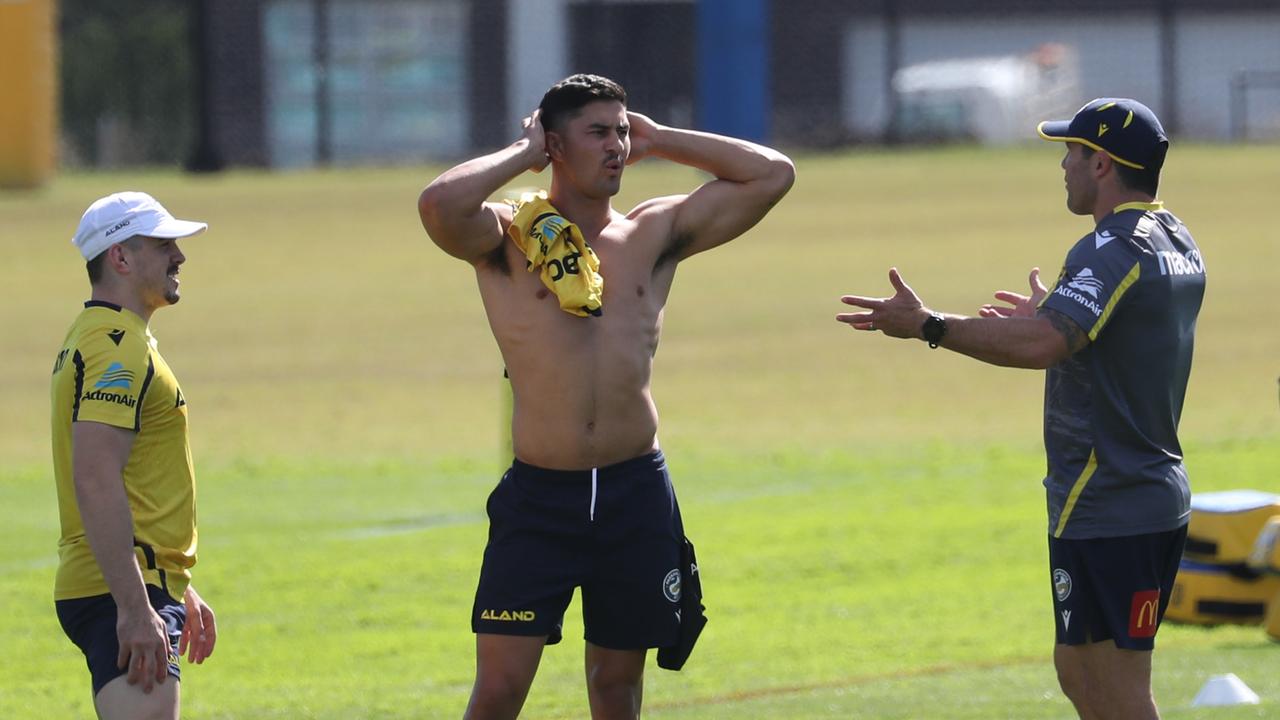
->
<box><xmin>1094</xmin><ymin>230</ymin><xmax>1116</xmax><ymax>249</ymax></box>
<box><xmin>1157</xmin><ymin>249</ymin><xmax>1205</xmax><ymax>276</ymax></box>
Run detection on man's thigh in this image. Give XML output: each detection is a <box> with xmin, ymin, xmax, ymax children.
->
<box><xmin>56</xmin><ymin>586</ymin><xmax>185</xmax><ymax>697</ymax></box>
<box><xmin>471</xmin><ymin>633</ymin><xmax>548</xmax><ymax>703</ymax></box>
<box><xmin>1047</xmin><ymin>526</ymin><xmax>1186</xmax><ymax>650</ymax></box>
<box><xmin>472</xmin><ymin>464</ymin><xmax>590</xmax><ymax>644</ymax></box>
<box><xmin>1058</xmin><ymin>641</ymin><xmax>1157</xmax><ymax>720</ymax></box>
<box><xmin>94</xmin><ymin>675</ymin><xmax>180</xmax><ymax>720</ymax></box>
<box><xmin>582</xmin><ymin>464</ymin><xmax>682</xmax><ymax>651</ymax></box>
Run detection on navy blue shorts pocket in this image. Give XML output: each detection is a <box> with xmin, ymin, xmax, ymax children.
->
<box><xmin>1048</xmin><ymin>525</ymin><xmax>1187</xmax><ymax>650</ymax></box>
<box><xmin>55</xmin><ymin>584</ymin><xmax>186</xmax><ymax>696</ymax></box>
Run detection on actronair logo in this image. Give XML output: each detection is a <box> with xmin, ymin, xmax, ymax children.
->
<box><xmin>1054</xmin><ymin>268</ymin><xmax>1105</xmax><ymax>317</ymax></box>
<box><xmin>480</xmin><ymin>609</ymin><xmax>536</xmax><ymax>622</ymax></box>
<box><xmin>82</xmin><ymin>389</ymin><xmax>137</xmax><ymax>408</ymax></box>
<box><xmin>1053</xmin><ymin>285</ymin><xmax>1103</xmax><ymax>317</ymax></box>
<box><xmin>1066</xmin><ymin>267</ymin><xmax>1104</xmax><ymax>298</ymax></box>
<box><xmin>94</xmin><ymin>362</ymin><xmax>134</xmax><ymax>390</ymax></box>
<box><xmin>1156</xmin><ymin>249</ymin><xmax>1205</xmax><ymax>277</ymax></box>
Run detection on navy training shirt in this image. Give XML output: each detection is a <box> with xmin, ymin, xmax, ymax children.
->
<box><xmin>1039</xmin><ymin>201</ymin><xmax>1205</xmax><ymax>539</ymax></box>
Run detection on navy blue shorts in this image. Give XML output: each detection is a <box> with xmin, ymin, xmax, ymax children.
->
<box><xmin>1048</xmin><ymin>525</ymin><xmax>1187</xmax><ymax>650</ymax></box>
<box><xmin>55</xmin><ymin>584</ymin><xmax>185</xmax><ymax>695</ymax></box>
<box><xmin>472</xmin><ymin>450</ymin><xmax>684</xmax><ymax>650</ymax></box>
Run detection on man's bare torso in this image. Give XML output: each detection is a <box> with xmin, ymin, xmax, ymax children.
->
<box><xmin>477</xmin><ymin>201</ymin><xmax>681</xmax><ymax>470</ymax></box>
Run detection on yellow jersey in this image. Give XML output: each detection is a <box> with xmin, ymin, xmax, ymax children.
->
<box><xmin>50</xmin><ymin>301</ymin><xmax>196</xmax><ymax>601</ymax></box>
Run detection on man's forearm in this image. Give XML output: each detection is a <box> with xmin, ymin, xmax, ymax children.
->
<box><xmin>647</xmin><ymin>126</ymin><xmax>789</xmax><ymax>184</ymax></box>
<box><xmin>421</xmin><ymin>140</ymin><xmax>539</xmax><ymax>216</ymax></box>
<box><xmin>75</xmin><ymin>468</ymin><xmax>151</xmax><ymax>612</ymax></box>
<box><xmin>937</xmin><ymin>314</ymin><xmax>1066</xmax><ymax>369</ymax></box>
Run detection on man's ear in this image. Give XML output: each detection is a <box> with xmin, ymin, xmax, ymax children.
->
<box><xmin>545</xmin><ymin>131</ymin><xmax>564</xmax><ymax>163</ymax></box>
<box><xmin>1092</xmin><ymin>151</ymin><xmax>1113</xmax><ymax>179</ymax></box>
<box><xmin>105</xmin><ymin>243</ymin><xmax>131</xmax><ymax>275</ymax></box>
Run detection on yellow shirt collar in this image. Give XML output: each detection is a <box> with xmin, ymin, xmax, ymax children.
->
<box><xmin>1112</xmin><ymin>200</ymin><xmax>1164</xmax><ymax>214</ymax></box>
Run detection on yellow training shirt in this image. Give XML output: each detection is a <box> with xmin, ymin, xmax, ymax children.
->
<box><xmin>50</xmin><ymin>301</ymin><xmax>196</xmax><ymax>601</ymax></box>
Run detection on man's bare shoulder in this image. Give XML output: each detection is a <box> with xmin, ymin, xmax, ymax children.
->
<box><xmin>625</xmin><ymin>194</ymin><xmax>687</xmax><ymax>221</ymax></box>
<box><xmin>466</xmin><ymin>201</ymin><xmax>517</xmax><ymax>272</ymax></box>
<box><xmin>490</xmin><ymin>199</ymin><xmax>517</xmax><ymax>226</ymax></box>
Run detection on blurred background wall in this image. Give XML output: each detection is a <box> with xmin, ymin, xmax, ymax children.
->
<box><xmin>30</xmin><ymin>0</ymin><xmax>1280</xmax><ymax>175</ymax></box>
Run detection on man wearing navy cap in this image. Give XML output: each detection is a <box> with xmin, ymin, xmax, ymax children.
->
<box><xmin>837</xmin><ymin>98</ymin><xmax>1204</xmax><ymax>719</ymax></box>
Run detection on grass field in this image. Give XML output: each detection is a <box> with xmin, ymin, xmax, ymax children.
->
<box><xmin>1</xmin><ymin>144</ymin><xmax>1278</xmax><ymax>718</ymax></box>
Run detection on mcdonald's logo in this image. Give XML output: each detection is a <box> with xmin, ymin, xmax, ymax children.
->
<box><xmin>1128</xmin><ymin>589</ymin><xmax>1161</xmax><ymax>638</ymax></box>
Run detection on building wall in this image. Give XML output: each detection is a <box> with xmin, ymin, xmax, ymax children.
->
<box><xmin>204</xmin><ymin>0</ymin><xmax>1280</xmax><ymax>167</ymax></box>
<box><xmin>1175</xmin><ymin>11</ymin><xmax>1280</xmax><ymax>138</ymax></box>
<box><xmin>828</xmin><ymin>3</ymin><xmax>1280</xmax><ymax>144</ymax></box>
<box><xmin>208</xmin><ymin>0</ymin><xmax>267</xmax><ymax>166</ymax></box>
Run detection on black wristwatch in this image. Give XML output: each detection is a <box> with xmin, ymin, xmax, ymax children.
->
<box><xmin>921</xmin><ymin>313</ymin><xmax>948</xmax><ymax>349</ymax></box>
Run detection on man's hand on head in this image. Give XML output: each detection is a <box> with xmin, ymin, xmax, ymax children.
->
<box><xmin>625</xmin><ymin>111</ymin><xmax>661</xmax><ymax>165</ymax></box>
<box><xmin>521</xmin><ymin>109</ymin><xmax>549</xmax><ymax>173</ymax></box>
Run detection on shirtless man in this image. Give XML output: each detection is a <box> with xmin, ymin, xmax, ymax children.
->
<box><xmin>417</xmin><ymin>74</ymin><xmax>794</xmax><ymax>719</ymax></box>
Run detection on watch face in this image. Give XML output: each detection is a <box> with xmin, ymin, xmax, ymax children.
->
<box><xmin>923</xmin><ymin>315</ymin><xmax>947</xmax><ymax>344</ymax></box>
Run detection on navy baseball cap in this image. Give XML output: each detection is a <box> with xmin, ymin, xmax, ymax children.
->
<box><xmin>1037</xmin><ymin>98</ymin><xmax>1168</xmax><ymax>171</ymax></box>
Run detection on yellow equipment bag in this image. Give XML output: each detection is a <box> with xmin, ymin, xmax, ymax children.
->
<box><xmin>1184</xmin><ymin>491</ymin><xmax>1280</xmax><ymax>565</ymax></box>
<box><xmin>1247</xmin><ymin>516</ymin><xmax>1280</xmax><ymax>573</ymax></box>
<box><xmin>1165</xmin><ymin>561</ymin><xmax>1280</xmax><ymax>626</ymax></box>
<box><xmin>1267</xmin><ymin>591</ymin><xmax>1280</xmax><ymax>642</ymax></box>
<box><xmin>0</xmin><ymin>0</ymin><xmax>56</xmax><ymax>189</ymax></box>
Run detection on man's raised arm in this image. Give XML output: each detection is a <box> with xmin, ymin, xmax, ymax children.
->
<box><xmin>418</xmin><ymin>111</ymin><xmax>548</xmax><ymax>263</ymax></box>
<box><xmin>627</xmin><ymin>112</ymin><xmax>795</xmax><ymax>261</ymax></box>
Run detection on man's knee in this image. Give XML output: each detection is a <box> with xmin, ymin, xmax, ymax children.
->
<box><xmin>586</xmin><ymin>665</ymin><xmax>643</xmax><ymax>698</ymax></box>
<box><xmin>1054</xmin><ymin>644</ymin><xmax>1094</xmax><ymax>712</ymax></box>
<box><xmin>586</xmin><ymin>672</ymin><xmax>642</xmax><ymax>720</ymax></box>
<box><xmin>585</xmin><ymin>648</ymin><xmax>645</xmax><ymax>717</ymax></box>
<box><xmin>469</xmin><ymin>666</ymin><xmax>537</xmax><ymax>713</ymax></box>
<box><xmin>468</xmin><ymin>633</ymin><xmax>544</xmax><ymax>718</ymax></box>
<box><xmin>1055</xmin><ymin>658</ymin><xmax>1089</xmax><ymax>705</ymax></box>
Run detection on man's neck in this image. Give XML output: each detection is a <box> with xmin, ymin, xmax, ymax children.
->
<box><xmin>90</xmin><ymin>286</ymin><xmax>154</xmax><ymax>324</ymax></box>
<box><xmin>1093</xmin><ymin>187</ymin><xmax>1156</xmax><ymax>223</ymax></box>
<box><xmin>548</xmin><ymin>188</ymin><xmax>614</xmax><ymax>240</ymax></box>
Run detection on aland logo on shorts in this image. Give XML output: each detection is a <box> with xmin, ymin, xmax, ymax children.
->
<box><xmin>480</xmin><ymin>609</ymin><xmax>536</xmax><ymax>622</ymax></box>
<box><xmin>1053</xmin><ymin>568</ymin><xmax>1072</xmax><ymax>602</ymax></box>
<box><xmin>662</xmin><ymin>568</ymin><xmax>681</xmax><ymax>603</ymax></box>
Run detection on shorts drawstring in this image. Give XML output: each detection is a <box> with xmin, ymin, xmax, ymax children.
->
<box><xmin>590</xmin><ymin>467</ymin><xmax>598</xmax><ymax>522</ymax></box>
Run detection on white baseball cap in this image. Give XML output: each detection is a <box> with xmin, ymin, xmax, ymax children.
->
<box><xmin>72</xmin><ymin>191</ymin><xmax>208</xmax><ymax>261</ymax></box>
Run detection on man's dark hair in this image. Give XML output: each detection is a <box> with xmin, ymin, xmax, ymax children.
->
<box><xmin>538</xmin><ymin>74</ymin><xmax>627</xmax><ymax>133</ymax></box>
<box><xmin>1081</xmin><ymin>144</ymin><xmax>1164</xmax><ymax>196</ymax></box>
<box><xmin>85</xmin><ymin>236</ymin><xmax>141</xmax><ymax>284</ymax></box>
<box><xmin>86</xmin><ymin>253</ymin><xmax>107</xmax><ymax>284</ymax></box>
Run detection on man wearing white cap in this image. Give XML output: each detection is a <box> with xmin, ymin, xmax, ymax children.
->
<box><xmin>51</xmin><ymin>191</ymin><xmax>217</xmax><ymax>719</ymax></box>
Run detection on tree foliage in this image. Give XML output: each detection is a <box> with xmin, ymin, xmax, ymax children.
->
<box><xmin>60</xmin><ymin>0</ymin><xmax>194</xmax><ymax>165</ymax></box>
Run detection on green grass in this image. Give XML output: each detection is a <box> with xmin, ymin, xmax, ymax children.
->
<box><xmin>1</xmin><ymin>145</ymin><xmax>1278</xmax><ymax>718</ymax></box>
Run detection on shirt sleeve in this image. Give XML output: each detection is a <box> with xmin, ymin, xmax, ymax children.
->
<box><xmin>1041</xmin><ymin>237</ymin><xmax>1143</xmax><ymax>341</ymax></box>
<box><xmin>73</xmin><ymin>332</ymin><xmax>154</xmax><ymax>431</ymax></box>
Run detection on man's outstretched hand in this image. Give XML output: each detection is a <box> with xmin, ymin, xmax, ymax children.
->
<box><xmin>837</xmin><ymin>268</ymin><xmax>930</xmax><ymax>340</ymax></box>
